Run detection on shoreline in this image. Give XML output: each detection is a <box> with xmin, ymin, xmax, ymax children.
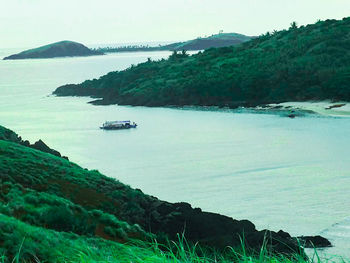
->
<box><xmin>55</xmin><ymin>89</ymin><xmax>350</xmax><ymax>118</ymax></box>
<box><xmin>169</xmin><ymin>101</ymin><xmax>350</xmax><ymax>118</ymax></box>
<box><xmin>134</xmin><ymin>100</ymin><xmax>350</xmax><ymax>118</ymax></box>
<box><xmin>258</xmin><ymin>101</ymin><xmax>350</xmax><ymax>118</ymax></box>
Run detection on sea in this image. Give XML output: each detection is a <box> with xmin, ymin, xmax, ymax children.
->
<box><xmin>0</xmin><ymin>48</ymin><xmax>349</xmax><ymax>260</ymax></box>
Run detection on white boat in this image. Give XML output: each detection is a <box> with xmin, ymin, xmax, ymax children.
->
<box><xmin>100</xmin><ymin>120</ymin><xmax>137</xmax><ymax>130</ymax></box>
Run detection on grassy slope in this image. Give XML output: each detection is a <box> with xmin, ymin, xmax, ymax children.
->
<box><xmin>0</xmin><ymin>126</ymin><xmax>300</xmax><ymax>248</ymax></box>
<box><xmin>0</xmin><ymin>213</ymin><xmax>131</xmax><ymax>263</ymax></box>
<box><xmin>0</xmin><ymin>138</ymin><xmax>154</xmax><ymax>238</ymax></box>
<box><xmin>55</xmin><ymin>18</ymin><xmax>350</xmax><ymax>106</ymax></box>
<box><xmin>0</xmin><ymin>125</ymin><xmax>319</xmax><ymax>262</ymax></box>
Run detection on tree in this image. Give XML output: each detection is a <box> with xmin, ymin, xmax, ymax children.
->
<box><xmin>290</xmin><ymin>21</ymin><xmax>298</xmax><ymax>30</ymax></box>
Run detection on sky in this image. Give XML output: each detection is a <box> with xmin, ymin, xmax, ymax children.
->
<box><xmin>1</xmin><ymin>0</ymin><xmax>350</xmax><ymax>49</ymax></box>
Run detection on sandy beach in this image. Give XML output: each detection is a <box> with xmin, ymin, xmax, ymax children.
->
<box><xmin>261</xmin><ymin>101</ymin><xmax>350</xmax><ymax>117</ymax></box>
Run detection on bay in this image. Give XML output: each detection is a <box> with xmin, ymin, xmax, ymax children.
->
<box><xmin>0</xmin><ymin>50</ymin><xmax>349</xmax><ymax>259</ymax></box>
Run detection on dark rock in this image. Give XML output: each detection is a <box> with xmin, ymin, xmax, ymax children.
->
<box><xmin>297</xmin><ymin>235</ymin><xmax>332</xmax><ymax>248</ymax></box>
<box><xmin>272</xmin><ymin>105</ymin><xmax>283</xmax><ymax>109</ymax></box>
<box><xmin>30</xmin><ymin>139</ymin><xmax>62</xmax><ymax>158</ymax></box>
<box><xmin>0</xmin><ymin>126</ymin><xmax>67</xmax><ymax>160</ymax></box>
<box><xmin>325</xmin><ymin>103</ymin><xmax>346</xmax><ymax>110</ymax></box>
<box><xmin>145</xmin><ymin>200</ymin><xmax>302</xmax><ymax>255</ymax></box>
<box><xmin>278</xmin><ymin>229</ymin><xmax>292</xmax><ymax>239</ymax></box>
<box><xmin>22</xmin><ymin>140</ymin><xmax>30</xmax><ymax>147</ymax></box>
<box><xmin>0</xmin><ymin>127</ymin><xmax>22</xmax><ymax>143</ymax></box>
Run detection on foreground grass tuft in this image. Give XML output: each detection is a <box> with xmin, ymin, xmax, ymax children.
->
<box><xmin>1</xmin><ymin>213</ymin><xmax>342</xmax><ymax>263</ymax></box>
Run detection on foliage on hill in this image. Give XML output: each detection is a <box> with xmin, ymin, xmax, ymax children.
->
<box><xmin>3</xmin><ymin>41</ymin><xmax>103</xmax><ymax>60</ymax></box>
<box><xmin>167</xmin><ymin>33</ymin><xmax>254</xmax><ymax>51</ymax></box>
<box><xmin>0</xmin><ymin>214</ymin><xmax>151</xmax><ymax>263</ymax></box>
<box><xmin>55</xmin><ymin>18</ymin><xmax>350</xmax><ymax>106</ymax></box>
<box><xmin>1</xmin><ymin>125</ymin><xmax>333</xmax><ymax>261</ymax></box>
<box><xmin>0</xmin><ymin>125</ymin><xmax>304</xmax><ymax>252</ymax></box>
<box><xmin>95</xmin><ymin>33</ymin><xmax>253</xmax><ymax>53</ymax></box>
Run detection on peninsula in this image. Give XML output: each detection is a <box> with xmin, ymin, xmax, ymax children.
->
<box><xmin>95</xmin><ymin>33</ymin><xmax>253</xmax><ymax>53</ymax></box>
<box><xmin>3</xmin><ymin>40</ymin><xmax>104</xmax><ymax>60</ymax></box>
<box><xmin>54</xmin><ymin>18</ymin><xmax>350</xmax><ymax>107</ymax></box>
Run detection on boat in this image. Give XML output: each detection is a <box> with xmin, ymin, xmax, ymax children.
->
<box><xmin>100</xmin><ymin>120</ymin><xmax>137</xmax><ymax>130</ymax></box>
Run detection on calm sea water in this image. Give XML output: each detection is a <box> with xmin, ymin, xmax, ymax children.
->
<box><xmin>0</xmin><ymin>49</ymin><xmax>349</xmax><ymax>260</ymax></box>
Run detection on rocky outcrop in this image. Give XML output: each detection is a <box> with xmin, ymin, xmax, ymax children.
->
<box><xmin>29</xmin><ymin>139</ymin><xmax>68</xmax><ymax>160</ymax></box>
<box><xmin>144</xmin><ymin>201</ymin><xmax>301</xmax><ymax>254</ymax></box>
<box><xmin>0</xmin><ymin>127</ymin><xmax>22</xmax><ymax>143</ymax></box>
<box><xmin>0</xmin><ymin>126</ymin><xmax>67</xmax><ymax>160</ymax></box>
<box><xmin>297</xmin><ymin>235</ymin><xmax>332</xmax><ymax>248</ymax></box>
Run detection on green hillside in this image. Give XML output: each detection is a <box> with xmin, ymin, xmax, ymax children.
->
<box><xmin>3</xmin><ymin>41</ymin><xmax>103</xmax><ymax>60</ymax></box>
<box><xmin>0</xmin><ymin>125</ymin><xmax>333</xmax><ymax>262</ymax></box>
<box><xmin>168</xmin><ymin>33</ymin><xmax>254</xmax><ymax>51</ymax></box>
<box><xmin>55</xmin><ymin>18</ymin><xmax>350</xmax><ymax>107</ymax></box>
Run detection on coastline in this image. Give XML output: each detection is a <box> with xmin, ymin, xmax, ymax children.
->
<box><xmin>257</xmin><ymin>101</ymin><xmax>350</xmax><ymax>118</ymax></box>
<box><xmin>141</xmin><ymin>100</ymin><xmax>350</xmax><ymax>118</ymax></box>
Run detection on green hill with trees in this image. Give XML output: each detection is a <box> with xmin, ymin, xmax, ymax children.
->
<box><xmin>3</xmin><ymin>41</ymin><xmax>103</xmax><ymax>60</ymax></box>
<box><xmin>55</xmin><ymin>18</ymin><xmax>350</xmax><ymax>107</ymax></box>
<box><xmin>95</xmin><ymin>33</ymin><xmax>253</xmax><ymax>53</ymax></box>
<box><xmin>0</xmin><ymin>125</ymin><xmax>331</xmax><ymax>262</ymax></box>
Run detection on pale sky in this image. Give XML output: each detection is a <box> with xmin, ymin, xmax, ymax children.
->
<box><xmin>1</xmin><ymin>0</ymin><xmax>350</xmax><ymax>49</ymax></box>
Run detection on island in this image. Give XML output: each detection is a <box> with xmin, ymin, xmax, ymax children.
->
<box><xmin>3</xmin><ymin>40</ymin><xmax>104</xmax><ymax>60</ymax></box>
<box><xmin>0</xmin><ymin>124</ymin><xmax>330</xmax><ymax>262</ymax></box>
<box><xmin>54</xmin><ymin>18</ymin><xmax>350</xmax><ymax>108</ymax></box>
<box><xmin>94</xmin><ymin>32</ymin><xmax>254</xmax><ymax>53</ymax></box>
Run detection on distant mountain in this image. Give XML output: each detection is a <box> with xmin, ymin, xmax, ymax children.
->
<box><xmin>164</xmin><ymin>33</ymin><xmax>254</xmax><ymax>51</ymax></box>
<box><xmin>3</xmin><ymin>41</ymin><xmax>104</xmax><ymax>60</ymax></box>
<box><xmin>54</xmin><ymin>17</ymin><xmax>350</xmax><ymax>107</ymax></box>
<box><xmin>95</xmin><ymin>33</ymin><xmax>254</xmax><ymax>53</ymax></box>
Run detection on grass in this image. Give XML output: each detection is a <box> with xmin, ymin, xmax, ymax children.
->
<box><xmin>0</xmin><ymin>125</ymin><xmax>344</xmax><ymax>262</ymax></box>
<box><xmin>0</xmin><ymin>181</ymin><xmax>151</xmax><ymax>242</ymax></box>
<box><xmin>0</xmin><ymin>137</ymin><xmax>151</xmax><ymax>228</ymax></box>
<box><xmin>0</xmin><ymin>213</ymin><xmax>325</xmax><ymax>263</ymax></box>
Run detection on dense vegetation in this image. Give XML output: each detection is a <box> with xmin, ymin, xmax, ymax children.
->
<box><xmin>95</xmin><ymin>33</ymin><xmax>253</xmax><ymax>53</ymax></box>
<box><xmin>3</xmin><ymin>41</ymin><xmax>103</xmax><ymax>60</ymax></box>
<box><xmin>1</xmin><ymin>125</ymin><xmax>330</xmax><ymax>262</ymax></box>
<box><xmin>55</xmin><ymin>18</ymin><xmax>350</xmax><ymax>107</ymax></box>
